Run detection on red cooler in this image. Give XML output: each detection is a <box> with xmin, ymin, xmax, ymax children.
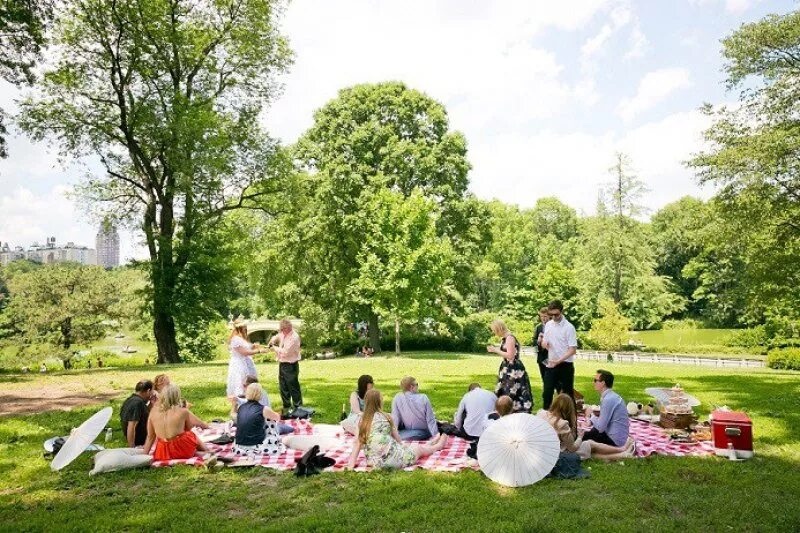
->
<box><xmin>710</xmin><ymin>410</ymin><xmax>753</xmax><ymax>459</ymax></box>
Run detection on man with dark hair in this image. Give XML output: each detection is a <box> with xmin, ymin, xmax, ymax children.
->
<box><xmin>454</xmin><ymin>383</ymin><xmax>497</xmax><ymax>440</ymax></box>
<box><xmin>541</xmin><ymin>299</ymin><xmax>578</xmax><ymax>409</ymax></box>
<box><xmin>582</xmin><ymin>369</ymin><xmax>629</xmax><ymax>447</ymax></box>
<box><xmin>120</xmin><ymin>380</ymin><xmax>154</xmax><ymax>447</ymax></box>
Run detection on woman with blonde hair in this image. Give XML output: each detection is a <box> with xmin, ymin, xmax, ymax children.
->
<box><xmin>537</xmin><ymin>393</ymin><xmax>579</xmax><ymax>453</ymax></box>
<box><xmin>488</xmin><ymin>319</ymin><xmax>533</xmax><ymax>413</ymax></box>
<box><xmin>226</xmin><ymin>318</ymin><xmax>267</xmax><ymax>416</ymax></box>
<box><xmin>232</xmin><ymin>383</ymin><xmax>285</xmax><ymax>456</ymax></box>
<box><xmin>346</xmin><ymin>390</ymin><xmax>447</xmax><ymax>470</ymax></box>
<box><xmin>143</xmin><ymin>385</ymin><xmax>211</xmax><ymax>461</ymax></box>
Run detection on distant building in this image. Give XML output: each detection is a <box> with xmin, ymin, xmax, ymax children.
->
<box><xmin>96</xmin><ymin>222</ymin><xmax>120</xmax><ymax>269</ymax></box>
<box><xmin>0</xmin><ymin>238</ymin><xmax>96</xmax><ymax>266</ymax></box>
<box><xmin>0</xmin><ymin>242</ymin><xmax>26</xmax><ymax>266</ymax></box>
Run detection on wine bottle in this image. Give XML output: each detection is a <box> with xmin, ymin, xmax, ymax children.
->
<box><xmin>339</xmin><ymin>402</ymin><xmax>347</xmax><ymax>421</ymax></box>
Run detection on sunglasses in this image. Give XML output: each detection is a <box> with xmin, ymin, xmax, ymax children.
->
<box><xmin>593</xmin><ymin>378</ymin><xmax>603</xmax><ymax>383</ymax></box>
<box><xmin>548</xmin><ymin>312</ymin><xmax>561</xmax><ymax>318</ymax></box>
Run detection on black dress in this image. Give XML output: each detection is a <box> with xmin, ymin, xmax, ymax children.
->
<box><xmin>495</xmin><ymin>335</ymin><xmax>533</xmax><ymax>413</ymax></box>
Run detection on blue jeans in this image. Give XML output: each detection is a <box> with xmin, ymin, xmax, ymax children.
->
<box><xmin>398</xmin><ymin>428</ymin><xmax>432</xmax><ymax>441</ymax></box>
<box><xmin>278</xmin><ymin>423</ymin><xmax>295</xmax><ymax>435</ymax></box>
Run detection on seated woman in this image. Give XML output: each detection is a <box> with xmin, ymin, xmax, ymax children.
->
<box><xmin>143</xmin><ymin>384</ymin><xmax>210</xmax><ymax>461</ymax></box>
<box><xmin>537</xmin><ymin>393</ymin><xmax>579</xmax><ymax>453</ymax></box>
<box><xmin>347</xmin><ymin>389</ymin><xmax>447</xmax><ymax>470</ymax></box>
<box><xmin>151</xmin><ymin>374</ymin><xmax>208</xmax><ymax>429</ymax></box>
<box><xmin>341</xmin><ymin>375</ymin><xmax>374</xmax><ymax>435</ymax></box>
<box><xmin>232</xmin><ymin>383</ymin><xmax>285</xmax><ymax>456</ymax></box>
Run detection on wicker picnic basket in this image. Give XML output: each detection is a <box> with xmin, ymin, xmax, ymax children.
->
<box><xmin>659</xmin><ymin>412</ymin><xmax>696</xmax><ymax>430</ymax></box>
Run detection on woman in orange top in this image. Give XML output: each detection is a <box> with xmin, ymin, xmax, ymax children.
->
<box><xmin>143</xmin><ymin>384</ymin><xmax>210</xmax><ymax>461</ymax></box>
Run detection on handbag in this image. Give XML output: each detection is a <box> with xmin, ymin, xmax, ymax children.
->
<box><xmin>294</xmin><ymin>445</ymin><xmax>336</xmax><ymax>477</ymax></box>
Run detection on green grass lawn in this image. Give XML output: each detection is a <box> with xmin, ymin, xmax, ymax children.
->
<box><xmin>1</xmin><ymin>354</ymin><xmax>799</xmax><ymax>532</ymax></box>
<box><xmin>629</xmin><ymin>329</ymin><xmax>766</xmax><ymax>358</ymax></box>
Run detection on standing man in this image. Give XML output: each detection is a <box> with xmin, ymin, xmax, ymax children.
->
<box><xmin>269</xmin><ymin>318</ymin><xmax>303</xmax><ymax>415</ymax></box>
<box><xmin>120</xmin><ymin>380</ymin><xmax>154</xmax><ymax>447</ymax></box>
<box><xmin>534</xmin><ymin>306</ymin><xmax>550</xmax><ymax>385</ymax></box>
<box><xmin>541</xmin><ymin>300</ymin><xmax>577</xmax><ymax>409</ymax></box>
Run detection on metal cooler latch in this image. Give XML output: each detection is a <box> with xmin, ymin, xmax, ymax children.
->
<box><xmin>725</xmin><ymin>427</ymin><xmax>742</xmax><ymax>437</ymax></box>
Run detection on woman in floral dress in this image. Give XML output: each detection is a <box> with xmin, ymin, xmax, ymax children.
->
<box><xmin>346</xmin><ymin>390</ymin><xmax>447</xmax><ymax>470</ymax></box>
<box><xmin>489</xmin><ymin>319</ymin><xmax>533</xmax><ymax>413</ymax></box>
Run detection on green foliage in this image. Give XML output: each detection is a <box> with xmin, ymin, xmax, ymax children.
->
<box><xmin>349</xmin><ymin>189</ymin><xmax>455</xmax><ymax>353</ymax></box>
<box><xmin>726</xmin><ymin>326</ymin><xmax>768</xmax><ymax>349</ymax></box>
<box><xmin>767</xmin><ymin>345</ymin><xmax>800</xmax><ymax>370</ymax></box>
<box><xmin>4</xmin><ymin>263</ymin><xmax>124</xmax><ymax>367</ymax></box>
<box><xmin>19</xmin><ymin>0</ymin><xmax>292</xmax><ymax>363</ymax></box>
<box><xmin>767</xmin><ymin>348</ymin><xmax>800</xmax><ymax>370</ymax></box>
<box><xmin>298</xmin><ymin>302</ymin><xmax>326</xmax><ymax>357</ymax></box>
<box><xmin>589</xmin><ymin>299</ymin><xmax>632</xmax><ymax>351</ymax></box>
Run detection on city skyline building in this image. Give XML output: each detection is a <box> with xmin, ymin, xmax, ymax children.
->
<box><xmin>0</xmin><ymin>237</ymin><xmax>97</xmax><ymax>266</ymax></box>
<box><xmin>96</xmin><ymin>222</ymin><xmax>120</xmax><ymax>269</ymax></box>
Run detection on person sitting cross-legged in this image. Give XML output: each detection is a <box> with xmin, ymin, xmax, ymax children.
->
<box><xmin>347</xmin><ymin>390</ymin><xmax>447</xmax><ymax>470</ymax></box>
<box><xmin>120</xmin><ymin>380</ymin><xmax>154</xmax><ymax>447</ymax></box>
<box><xmin>232</xmin><ymin>383</ymin><xmax>285</xmax><ymax>456</ymax></box>
<box><xmin>454</xmin><ymin>383</ymin><xmax>497</xmax><ymax>440</ymax></box>
<box><xmin>391</xmin><ymin>376</ymin><xmax>439</xmax><ymax>441</ymax></box>
<box><xmin>580</xmin><ymin>369</ymin><xmax>635</xmax><ymax>460</ymax></box>
<box><xmin>143</xmin><ymin>385</ymin><xmax>212</xmax><ymax>461</ymax></box>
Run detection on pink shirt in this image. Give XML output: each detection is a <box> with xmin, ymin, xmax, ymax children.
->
<box><xmin>270</xmin><ymin>330</ymin><xmax>301</xmax><ymax>363</ymax></box>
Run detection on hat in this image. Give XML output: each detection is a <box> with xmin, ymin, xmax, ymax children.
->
<box><xmin>229</xmin><ymin>315</ymin><xmax>247</xmax><ymax>329</ymax></box>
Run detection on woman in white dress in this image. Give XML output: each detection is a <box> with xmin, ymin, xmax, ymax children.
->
<box><xmin>226</xmin><ymin>319</ymin><xmax>265</xmax><ymax>417</ymax></box>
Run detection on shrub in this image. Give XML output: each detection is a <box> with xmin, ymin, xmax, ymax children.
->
<box><xmin>726</xmin><ymin>326</ymin><xmax>768</xmax><ymax>349</ymax></box>
<box><xmin>767</xmin><ymin>348</ymin><xmax>800</xmax><ymax>370</ymax></box>
<box><xmin>588</xmin><ymin>300</ymin><xmax>632</xmax><ymax>351</ymax></box>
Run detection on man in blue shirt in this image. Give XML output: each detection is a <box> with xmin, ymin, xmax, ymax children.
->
<box><xmin>582</xmin><ymin>369</ymin><xmax>630</xmax><ymax>447</ymax></box>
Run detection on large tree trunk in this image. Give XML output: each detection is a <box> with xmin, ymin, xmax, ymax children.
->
<box><xmin>394</xmin><ymin>317</ymin><xmax>400</xmax><ymax>355</ymax></box>
<box><xmin>154</xmin><ymin>309</ymin><xmax>180</xmax><ymax>364</ymax></box>
<box><xmin>368</xmin><ymin>311</ymin><xmax>381</xmax><ymax>354</ymax></box>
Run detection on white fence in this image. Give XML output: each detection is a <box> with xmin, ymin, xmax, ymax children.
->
<box><xmin>519</xmin><ymin>347</ymin><xmax>765</xmax><ymax>368</ymax></box>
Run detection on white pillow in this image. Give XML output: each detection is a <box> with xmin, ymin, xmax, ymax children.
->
<box><xmin>90</xmin><ymin>447</ymin><xmax>153</xmax><ymax>475</ymax></box>
<box><xmin>283</xmin><ymin>435</ymin><xmax>343</xmax><ymax>452</ymax></box>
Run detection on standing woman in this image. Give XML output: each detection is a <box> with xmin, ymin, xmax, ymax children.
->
<box><xmin>226</xmin><ymin>318</ymin><xmax>265</xmax><ymax>417</ymax></box>
<box><xmin>488</xmin><ymin>319</ymin><xmax>533</xmax><ymax>413</ymax></box>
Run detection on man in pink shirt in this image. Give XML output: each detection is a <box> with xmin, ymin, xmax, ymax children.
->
<box><xmin>269</xmin><ymin>318</ymin><xmax>303</xmax><ymax>414</ymax></box>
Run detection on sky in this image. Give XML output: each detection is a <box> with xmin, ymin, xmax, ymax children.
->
<box><xmin>0</xmin><ymin>0</ymin><xmax>795</xmax><ymax>262</ymax></box>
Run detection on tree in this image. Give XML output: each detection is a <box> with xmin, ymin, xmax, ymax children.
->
<box><xmin>289</xmin><ymin>81</ymin><xmax>473</xmax><ymax>352</ymax></box>
<box><xmin>0</xmin><ymin>0</ymin><xmax>52</xmax><ymax>156</ymax></box>
<box><xmin>650</xmin><ymin>197</ymin><xmax>709</xmax><ymax>315</ymax></box>
<box><xmin>575</xmin><ymin>154</ymin><xmax>684</xmax><ymax>329</ymax></box>
<box><xmin>588</xmin><ymin>299</ymin><xmax>632</xmax><ymax>352</ymax></box>
<box><xmin>688</xmin><ymin>9</ymin><xmax>800</xmax><ymax>332</ymax></box>
<box><xmin>20</xmin><ymin>0</ymin><xmax>292</xmax><ymax>363</ymax></box>
<box><xmin>5</xmin><ymin>263</ymin><xmax>122</xmax><ymax>368</ymax></box>
<box><xmin>349</xmin><ymin>189</ymin><xmax>454</xmax><ymax>354</ymax></box>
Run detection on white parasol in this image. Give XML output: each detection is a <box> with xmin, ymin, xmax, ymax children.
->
<box><xmin>477</xmin><ymin>413</ymin><xmax>560</xmax><ymax>487</ymax></box>
<box><xmin>51</xmin><ymin>407</ymin><xmax>113</xmax><ymax>471</ymax></box>
<box><xmin>645</xmin><ymin>387</ymin><xmax>700</xmax><ymax>407</ymax></box>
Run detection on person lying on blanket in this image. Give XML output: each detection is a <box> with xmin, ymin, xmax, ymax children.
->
<box><xmin>232</xmin><ymin>383</ymin><xmax>286</xmax><ymax>456</ymax></box>
<box><xmin>143</xmin><ymin>384</ymin><xmax>213</xmax><ymax>462</ymax></box>
<box><xmin>347</xmin><ymin>389</ymin><xmax>447</xmax><ymax>470</ymax></box>
<box><xmin>578</xmin><ymin>370</ymin><xmax>635</xmax><ymax>460</ymax></box>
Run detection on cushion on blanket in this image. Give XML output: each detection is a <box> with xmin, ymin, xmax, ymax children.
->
<box><xmin>91</xmin><ymin>448</ymin><xmax>153</xmax><ymax>475</ymax></box>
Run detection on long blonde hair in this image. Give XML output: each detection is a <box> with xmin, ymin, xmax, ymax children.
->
<box><xmin>357</xmin><ymin>389</ymin><xmax>392</xmax><ymax>446</ymax></box>
<box><xmin>490</xmin><ymin>319</ymin><xmax>509</xmax><ymax>337</ymax></box>
<box><xmin>549</xmin><ymin>393</ymin><xmax>578</xmax><ymax>439</ymax></box>
<box><xmin>158</xmin><ymin>384</ymin><xmax>183</xmax><ymax>412</ymax></box>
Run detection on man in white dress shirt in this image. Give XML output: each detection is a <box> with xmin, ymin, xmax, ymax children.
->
<box><xmin>541</xmin><ymin>299</ymin><xmax>578</xmax><ymax>409</ymax></box>
<box><xmin>453</xmin><ymin>383</ymin><xmax>497</xmax><ymax>440</ymax></box>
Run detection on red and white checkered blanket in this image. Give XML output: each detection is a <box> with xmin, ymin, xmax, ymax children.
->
<box><xmin>151</xmin><ymin>419</ymin><xmax>477</xmax><ymax>471</ymax></box>
<box><xmin>151</xmin><ymin>417</ymin><xmax>714</xmax><ymax>470</ymax></box>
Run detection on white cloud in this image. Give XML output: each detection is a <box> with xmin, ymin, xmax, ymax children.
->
<box><xmin>617</xmin><ymin>68</ymin><xmax>693</xmax><ymax>122</ymax></box>
<box><xmin>688</xmin><ymin>0</ymin><xmax>763</xmax><ymax>14</ymax></box>
<box><xmin>625</xmin><ymin>26</ymin><xmax>649</xmax><ymax>59</ymax></box>
<box><xmin>467</xmin><ymin>109</ymin><xmax>714</xmax><ymax>216</ymax></box>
